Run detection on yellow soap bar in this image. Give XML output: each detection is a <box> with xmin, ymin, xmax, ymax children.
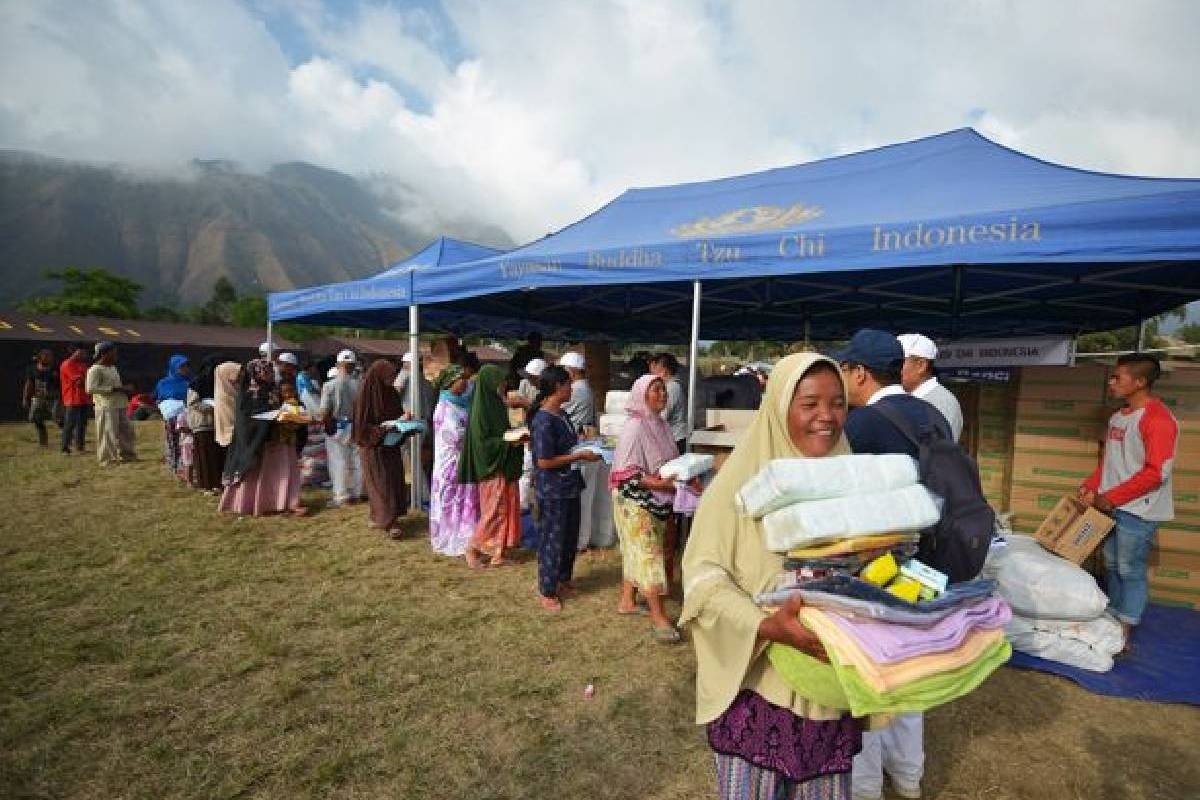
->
<box><xmin>886</xmin><ymin>576</ymin><xmax>922</xmax><ymax>603</ymax></box>
<box><xmin>860</xmin><ymin>552</ymin><xmax>899</xmax><ymax>586</ymax></box>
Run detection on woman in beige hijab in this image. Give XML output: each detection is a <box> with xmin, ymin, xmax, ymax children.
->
<box><xmin>213</xmin><ymin>362</ymin><xmax>242</xmax><ymax>450</ymax></box>
<box><xmin>680</xmin><ymin>353</ymin><xmax>865</xmax><ymax>800</ymax></box>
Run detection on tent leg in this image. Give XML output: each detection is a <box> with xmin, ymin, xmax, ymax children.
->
<box><xmin>685</xmin><ymin>281</ymin><xmax>702</xmax><ymax>453</ymax></box>
<box><xmin>1137</xmin><ymin>318</ymin><xmax>1147</xmax><ymax>350</ymax></box>
<box><xmin>266</xmin><ymin>319</ymin><xmax>273</xmax><ymax>360</ymax></box>
<box><xmin>409</xmin><ymin>303</ymin><xmax>422</xmax><ymax>515</ymax></box>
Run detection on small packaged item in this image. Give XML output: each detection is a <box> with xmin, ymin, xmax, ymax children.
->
<box><xmin>900</xmin><ymin>558</ymin><xmax>949</xmax><ymax>597</ymax></box>
<box><xmin>885</xmin><ymin>576</ymin><xmax>922</xmax><ymax>603</ymax></box>
<box><xmin>859</xmin><ymin>552</ymin><xmax>899</xmax><ymax>587</ymax></box>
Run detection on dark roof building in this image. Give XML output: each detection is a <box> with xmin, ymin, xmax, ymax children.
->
<box><xmin>0</xmin><ymin>310</ymin><xmax>298</xmax><ymax>421</ymax></box>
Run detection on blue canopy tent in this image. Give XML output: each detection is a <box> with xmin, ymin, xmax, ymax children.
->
<box><xmin>412</xmin><ymin>128</ymin><xmax>1200</xmax><ymax>342</ymax></box>
<box><xmin>270</xmin><ymin>130</ymin><xmax>1200</xmax><ymax>505</ymax></box>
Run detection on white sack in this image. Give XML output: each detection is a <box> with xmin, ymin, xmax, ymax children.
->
<box><xmin>1005</xmin><ymin>613</ymin><xmax>1123</xmax><ymax>672</ymax></box>
<box><xmin>604</xmin><ymin>391</ymin><xmax>630</xmax><ymax>414</ymax></box>
<box><xmin>659</xmin><ymin>453</ymin><xmax>714</xmax><ymax>481</ymax></box>
<box><xmin>762</xmin><ymin>484</ymin><xmax>941</xmax><ymax>552</ymax></box>
<box><xmin>738</xmin><ymin>454</ymin><xmax>920</xmax><ymax>518</ymax></box>
<box><xmin>984</xmin><ymin>535</ymin><xmax>1108</xmax><ymax>621</ymax></box>
<box><xmin>598</xmin><ymin>413</ymin><xmax>628</xmax><ymax>438</ymax></box>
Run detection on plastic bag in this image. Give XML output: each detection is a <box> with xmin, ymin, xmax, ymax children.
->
<box><xmin>984</xmin><ymin>535</ymin><xmax>1108</xmax><ymax>621</ymax></box>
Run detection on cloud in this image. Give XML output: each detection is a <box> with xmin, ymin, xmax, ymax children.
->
<box><xmin>2</xmin><ymin>0</ymin><xmax>1198</xmax><ymax>244</ymax></box>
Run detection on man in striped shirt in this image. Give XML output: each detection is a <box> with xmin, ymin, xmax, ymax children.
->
<box><xmin>1080</xmin><ymin>352</ymin><xmax>1178</xmax><ymax>650</ymax></box>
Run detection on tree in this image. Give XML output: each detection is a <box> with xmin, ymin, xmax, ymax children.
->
<box><xmin>230</xmin><ymin>295</ymin><xmax>267</xmax><ymax>328</ymax></box>
<box><xmin>1178</xmin><ymin>323</ymin><xmax>1200</xmax><ymax>345</ymax></box>
<box><xmin>192</xmin><ymin>277</ymin><xmax>238</xmax><ymax>325</ymax></box>
<box><xmin>20</xmin><ymin>267</ymin><xmax>144</xmax><ymax>319</ymax></box>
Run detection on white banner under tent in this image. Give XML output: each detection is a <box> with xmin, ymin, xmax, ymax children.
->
<box><xmin>935</xmin><ymin>336</ymin><xmax>1074</xmax><ymax>368</ymax></box>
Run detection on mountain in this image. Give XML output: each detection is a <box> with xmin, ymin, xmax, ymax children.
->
<box><xmin>0</xmin><ymin>151</ymin><xmax>512</xmax><ymax>306</ymax></box>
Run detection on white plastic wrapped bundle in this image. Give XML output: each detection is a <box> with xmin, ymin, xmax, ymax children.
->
<box><xmin>762</xmin><ymin>484</ymin><xmax>941</xmax><ymax>552</ymax></box>
<box><xmin>659</xmin><ymin>453</ymin><xmax>714</xmax><ymax>480</ymax></box>
<box><xmin>598</xmin><ymin>413</ymin><xmax>628</xmax><ymax>437</ymax></box>
<box><xmin>738</xmin><ymin>454</ymin><xmax>920</xmax><ymax>518</ymax></box>
<box><xmin>605</xmin><ymin>391</ymin><xmax>630</xmax><ymax>414</ymax></box>
<box><xmin>1005</xmin><ymin>614</ymin><xmax>1123</xmax><ymax>672</ymax></box>
<box><xmin>982</xmin><ymin>535</ymin><xmax>1108</xmax><ymax>621</ymax></box>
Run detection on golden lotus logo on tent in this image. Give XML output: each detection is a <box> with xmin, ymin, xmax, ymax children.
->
<box><xmin>670</xmin><ymin>203</ymin><xmax>823</xmax><ymax>238</ymax></box>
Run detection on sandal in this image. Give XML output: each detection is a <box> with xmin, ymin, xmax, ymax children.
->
<box><xmin>617</xmin><ymin>605</ymin><xmax>649</xmax><ymax>616</ymax></box>
<box><xmin>488</xmin><ymin>558</ymin><xmax>517</xmax><ymax>568</ymax></box>
<box><xmin>387</xmin><ymin>525</ymin><xmax>405</xmax><ymax>539</ymax></box>
<box><xmin>651</xmin><ymin>625</ymin><xmax>682</xmax><ymax>644</ymax></box>
<box><xmin>539</xmin><ymin>596</ymin><xmax>563</xmax><ymax>612</ymax></box>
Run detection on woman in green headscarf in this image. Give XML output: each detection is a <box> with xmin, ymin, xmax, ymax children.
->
<box><xmin>459</xmin><ymin>364</ymin><xmax>525</xmax><ymax>568</ymax></box>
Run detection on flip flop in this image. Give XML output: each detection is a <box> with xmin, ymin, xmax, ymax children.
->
<box><xmin>617</xmin><ymin>606</ymin><xmax>649</xmax><ymax>616</ymax></box>
<box><xmin>488</xmin><ymin>558</ymin><xmax>517</xmax><ymax>568</ymax></box>
<box><xmin>539</xmin><ymin>596</ymin><xmax>563</xmax><ymax>612</ymax></box>
<box><xmin>651</xmin><ymin>625</ymin><xmax>682</xmax><ymax>644</ymax></box>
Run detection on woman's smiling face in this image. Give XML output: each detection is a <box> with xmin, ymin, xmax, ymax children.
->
<box><xmin>786</xmin><ymin>365</ymin><xmax>847</xmax><ymax>457</ymax></box>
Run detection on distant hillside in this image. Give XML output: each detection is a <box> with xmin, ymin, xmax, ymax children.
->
<box><xmin>0</xmin><ymin>151</ymin><xmax>511</xmax><ymax>305</ymax></box>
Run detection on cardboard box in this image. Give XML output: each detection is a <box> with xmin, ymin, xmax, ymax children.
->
<box><xmin>1032</xmin><ymin>495</ymin><xmax>1116</xmax><ymax>564</ymax></box>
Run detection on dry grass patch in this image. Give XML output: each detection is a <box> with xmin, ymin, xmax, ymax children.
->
<box><xmin>0</xmin><ymin>422</ymin><xmax>1197</xmax><ymax>799</ymax></box>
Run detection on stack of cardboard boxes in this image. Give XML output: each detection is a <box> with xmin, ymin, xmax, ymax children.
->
<box><xmin>974</xmin><ymin>381</ymin><xmax>1018</xmax><ymax>512</ymax></box>
<box><xmin>1007</xmin><ymin>365</ymin><xmax>1108</xmax><ymax>534</ymax></box>
<box><xmin>1149</xmin><ymin>364</ymin><xmax>1200</xmax><ymax>610</ymax></box>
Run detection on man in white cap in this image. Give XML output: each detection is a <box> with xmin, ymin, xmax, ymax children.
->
<box><xmin>320</xmin><ymin>349</ymin><xmax>363</xmax><ymax>507</ymax></box>
<box><xmin>558</xmin><ymin>351</ymin><xmax>601</xmax><ymax>551</ymax></box>
<box><xmin>258</xmin><ymin>341</ymin><xmax>272</xmax><ymax>358</ymax></box>
<box><xmin>513</xmin><ymin>357</ymin><xmax>548</xmax><ymax>511</ymax></box>
<box><xmin>897</xmin><ymin>333</ymin><xmax>963</xmax><ymax>442</ymax></box>
<box><xmin>513</xmin><ymin>357</ymin><xmax>548</xmax><ymax>408</ymax></box>
<box><xmin>557</xmin><ymin>352</ymin><xmax>595</xmax><ymax>434</ymax></box>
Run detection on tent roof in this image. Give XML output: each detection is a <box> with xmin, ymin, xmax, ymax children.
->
<box><xmin>273</xmin><ymin>130</ymin><xmax>1200</xmax><ymax>341</ymax></box>
<box><xmin>269</xmin><ymin>237</ymin><xmax>504</xmax><ymax>327</ymax></box>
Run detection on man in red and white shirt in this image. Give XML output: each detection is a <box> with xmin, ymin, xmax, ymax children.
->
<box><xmin>1080</xmin><ymin>353</ymin><xmax>1178</xmax><ymax>646</ymax></box>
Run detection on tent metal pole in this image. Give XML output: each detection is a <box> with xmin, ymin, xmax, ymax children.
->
<box><xmin>1137</xmin><ymin>318</ymin><xmax>1147</xmax><ymax>350</ymax></box>
<box><xmin>409</xmin><ymin>302</ymin><xmax>422</xmax><ymax>514</ymax></box>
<box><xmin>266</xmin><ymin>319</ymin><xmax>273</xmax><ymax>360</ymax></box>
<box><xmin>686</xmin><ymin>280</ymin><xmax>702</xmax><ymax>452</ymax></box>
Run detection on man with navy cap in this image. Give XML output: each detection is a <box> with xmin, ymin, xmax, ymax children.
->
<box><xmin>833</xmin><ymin>328</ymin><xmax>949</xmax><ymax>800</ymax></box>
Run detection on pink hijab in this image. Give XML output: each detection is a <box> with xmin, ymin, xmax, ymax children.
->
<box><xmin>610</xmin><ymin>374</ymin><xmax>680</xmax><ymax>500</ymax></box>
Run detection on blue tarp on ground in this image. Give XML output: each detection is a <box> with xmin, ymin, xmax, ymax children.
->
<box><xmin>272</xmin><ymin>129</ymin><xmax>1200</xmax><ymax>340</ymax></box>
<box><xmin>1007</xmin><ymin>604</ymin><xmax>1200</xmax><ymax>705</ymax></box>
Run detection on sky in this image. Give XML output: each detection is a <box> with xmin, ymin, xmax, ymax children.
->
<box><xmin>2</xmin><ymin>0</ymin><xmax>1199</xmax><ymax>247</ymax></box>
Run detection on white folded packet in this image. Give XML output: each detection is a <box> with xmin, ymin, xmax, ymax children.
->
<box><xmin>762</xmin><ymin>484</ymin><xmax>941</xmax><ymax>552</ymax></box>
<box><xmin>738</xmin><ymin>453</ymin><xmax>920</xmax><ymax>518</ymax></box>
<box><xmin>659</xmin><ymin>453</ymin><xmax>714</xmax><ymax>480</ymax></box>
<box><xmin>503</xmin><ymin>427</ymin><xmax>530</xmax><ymax>442</ymax></box>
<box><xmin>598</xmin><ymin>413</ymin><xmax>628</xmax><ymax>438</ymax></box>
<box><xmin>605</xmin><ymin>391</ymin><xmax>630</xmax><ymax>414</ymax></box>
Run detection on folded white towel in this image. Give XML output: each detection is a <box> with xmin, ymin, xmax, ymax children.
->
<box><xmin>762</xmin><ymin>484</ymin><xmax>941</xmax><ymax>552</ymax></box>
<box><xmin>659</xmin><ymin>453</ymin><xmax>714</xmax><ymax>480</ymax></box>
<box><xmin>738</xmin><ymin>453</ymin><xmax>920</xmax><ymax>518</ymax></box>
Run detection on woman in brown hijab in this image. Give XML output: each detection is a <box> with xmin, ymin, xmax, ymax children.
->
<box><xmin>352</xmin><ymin>359</ymin><xmax>409</xmax><ymax>537</ymax></box>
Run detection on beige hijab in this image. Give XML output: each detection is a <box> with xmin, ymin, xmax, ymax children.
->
<box><xmin>213</xmin><ymin>362</ymin><xmax>242</xmax><ymax>447</ymax></box>
<box><xmin>680</xmin><ymin>352</ymin><xmax>852</xmax><ymax>724</ymax></box>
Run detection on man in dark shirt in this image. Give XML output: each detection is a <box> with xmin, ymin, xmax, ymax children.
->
<box><xmin>837</xmin><ymin>329</ymin><xmax>951</xmax><ymax>458</ymax></box>
<box><xmin>832</xmin><ymin>328</ymin><xmax>945</xmax><ymax>800</ymax></box>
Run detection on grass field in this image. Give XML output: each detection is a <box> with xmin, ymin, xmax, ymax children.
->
<box><xmin>1</xmin><ymin>421</ymin><xmax>1198</xmax><ymax>799</ymax></box>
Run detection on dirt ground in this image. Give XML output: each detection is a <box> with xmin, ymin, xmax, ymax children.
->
<box><xmin>1</xmin><ymin>422</ymin><xmax>1197</xmax><ymax>799</ymax></box>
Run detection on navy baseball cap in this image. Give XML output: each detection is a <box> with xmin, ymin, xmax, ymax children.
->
<box><xmin>831</xmin><ymin>329</ymin><xmax>904</xmax><ymax>371</ymax></box>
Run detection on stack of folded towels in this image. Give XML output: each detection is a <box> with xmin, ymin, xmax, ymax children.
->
<box><xmin>740</xmin><ymin>454</ymin><xmax>1012</xmax><ymax>716</ymax></box>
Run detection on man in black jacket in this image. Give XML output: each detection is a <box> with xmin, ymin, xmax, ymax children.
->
<box><xmin>833</xmin><ymin>328</ymin><xmax>946</xmax><ymax>800</ymax></box>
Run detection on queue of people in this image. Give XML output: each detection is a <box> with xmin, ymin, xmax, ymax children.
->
<box><xmin>22</xmin><ymin>327</ymin><xmax>1169</xmax><ymax>800</ymax></box>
